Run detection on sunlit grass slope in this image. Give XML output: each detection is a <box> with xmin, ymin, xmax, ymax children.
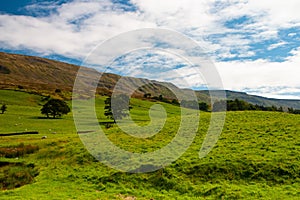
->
<box><xmin>0</xmin><ymin>90</ymin><xmax>299</xmax><ymax>199</ymax></box>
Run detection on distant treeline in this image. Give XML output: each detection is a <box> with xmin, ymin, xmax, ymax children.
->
<box><xmin>287</xmin><ymin>107</ymin><xmax>300</xmax><ymax>114</ymax></box>
<box><xmin>145</xmin><ymin>93</ymin><xmax>300</xmax><ymax>114</ymax></box>
<box><xmin>213</xmin><ymin>99</ymin><xmax>300</xmax><ymax>114</ymax></box>
<box><xmin>144</xmin><ymin>94</ymin><xmax>210</xmax><ymax>111</ymax></box>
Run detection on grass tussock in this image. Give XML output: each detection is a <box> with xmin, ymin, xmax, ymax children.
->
<box><xmin>0</xmin><ymin>143</ymin><xmax>39</xmax><ymax>158</ymax></box>
<box><xmin>0</xmin><ymin>162</ymin><xmax>39</xmax><ymax>190</ymax></box>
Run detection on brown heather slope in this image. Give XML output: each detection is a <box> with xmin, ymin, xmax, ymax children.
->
<box><xmin>0</xmin><ymin>52</ymin><xmax>184</xmax><ymax>99</ymax></box>
<box><xmin>0</xmin><ymin>52</ymin><xmax>83</xmax><ymax>92</ymax></box>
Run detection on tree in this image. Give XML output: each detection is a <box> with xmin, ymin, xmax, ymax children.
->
<box><xmin>288</xmin><ymin>107</ymin><xmax>294</xmax><ymax>113</ymax></box>
<box><xmin>171</xmin><ymin>99</ymin><xmax>180</xmax><ymax>106</ymax></box>
<box><xmin>41</xmin><ymin>99</ymin><xmax>70</xmax><ymax>119</ymax></box>
<box><xmin>212</xmin><ymin>100</ymin><xmax>227</xmax><ymax>112</ymax></box>
<box><xmin>1</xmin><ymin>104</ymin><xmax>7</xmax><ymax>114</ymax></box>
<box><xmin>143</xmin><ymin>93</ymin><xmax>151</xmax><ymax>98</ymax></box>
<box><xmin>288</xmin><ymin>107</ymin><xmax>300</xmax><ymax>114</ymax></box>
<box><xmin>104</xmin><ymin>94</ymin><xmax>131</xmax><ymax>123</ymax></box>
<box><xmin>181</xmin><ymin>100</ymin><xmax>198</xmax><ymax>110</ymax></box>
<box><xmin>158</xmin><ymin>94</ymin><xmax>163</xmax><ymax>101</ymax></box>
<box><xmin>198</xmin><ymin>102</ymin><xmax>209</xmax><ymax>111</ymax></box>
<box><xmin>293</xmin><ymin>109</ymin><xmax>300</xmax><ymax>114</ymax></box>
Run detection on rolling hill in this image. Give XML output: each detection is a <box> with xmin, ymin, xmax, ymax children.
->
<box><xmin>197</xmin><ymin>90</ymin><xmax>300</xmax><ymax>109</ymax></box>
<box><xmin>0</xmin><ymin>51</ymin><xmax>299</xmax><ymax>109</ymax></box>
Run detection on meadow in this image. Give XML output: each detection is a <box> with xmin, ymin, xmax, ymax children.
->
<box><xmin>0</xmin><ymin>90</ymin><xmax>300</xmax><ymax>199</ymax></box>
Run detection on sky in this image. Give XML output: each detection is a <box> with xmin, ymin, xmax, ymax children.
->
<box><xmin>1</xmin><ymin>0</ymin><xmax>300</xmax><ymax>99</ymax></box>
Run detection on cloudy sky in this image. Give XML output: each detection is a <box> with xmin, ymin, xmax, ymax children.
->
<box><xmin>1</xmin><ymin>0</ymin><xmax>300</xmax><ymax>99</ymax></box>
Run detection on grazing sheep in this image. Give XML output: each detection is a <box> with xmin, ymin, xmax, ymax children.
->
<box><xmin>41</xmin><ymin>136</ymin><xmax>47</xmax><ymax>139</ymax></box>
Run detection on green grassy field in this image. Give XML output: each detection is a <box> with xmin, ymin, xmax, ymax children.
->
<box><xmin>0</xmin><ymin>90</ymin><xmax>300</xmax><ymax>199</ymax></box>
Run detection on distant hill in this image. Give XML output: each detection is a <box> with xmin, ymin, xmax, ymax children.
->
<box><xmin>197</xmin><ymin>90</ymin><xmax>300</xmax><ymax>109</ymax></box>
<box><xmin>0</xmin><ymin>51</ymin><xmax>299</xmax><ymax>109</ymax></box>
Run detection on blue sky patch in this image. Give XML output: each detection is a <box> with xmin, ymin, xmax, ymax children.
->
<box><xmin>224</xmin><ymin>16</ymin><xmax>252</xmax><ymax>29</ymax></box>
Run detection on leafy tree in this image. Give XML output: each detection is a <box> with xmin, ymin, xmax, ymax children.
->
<box><xmin>288</xmin><ymin>107</ymin><xmax>294</xmax><ymax>113</ymax></box>
<box><xmin>41</xmin><ymin>99</ymin><xmax>70</xmax><ymax>119</ymax></box>
<box><xmin>288</xmin><ymin>107</ymin><xmax>300</xmax><ymax>114</ymax></box>
<box><xmin>199</xmin><ymin>102</ymin><xmax>209</xmax><ymax>111</ymax></box>
<box><xmin>213</xmin><ymin>98</ymin><xmax>285</xmax><ymax>113</ymax></box>
<box><xmin>292</xmin><ymin>109</ymin><xmax>300</xmax><ymax>114</ymax></box>
<box><xmin>171</xmin><ymin>99</ymin><xmax>180</xmax><ymax>106</ymax></box>
<box><xmin>158</xmin><ymin>94</ymin><xmax>163</xmax><ymax>101</ymax></box>
<box><xmin>226</xmin><ymin>99</ymin><xmax>250</xmax><ymax>111</ymax></box>
<box><xmin>1</xmin><ymin>104</ymin><xmax>7</xmax><ymax>114</ymax></box>
<box><xmin>181</xmin><ymin>100</ymin><xmax>198</xmax><ymax>110</ymax></box>
<box><xmin>104</xmin><ymin>94</ymin><xmax>131</xmax><ymax>123</ymax></box>
<box><xmin>212</xmin><ymin>100</ymin><xmax>227</xmax><ymax>112</ymax></box>
<box><xmin>143</xmin><ymin>93</ymin><xmax>151</xmax><ymax>98</ymax></box>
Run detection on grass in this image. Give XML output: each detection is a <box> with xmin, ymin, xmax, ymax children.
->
<box><xmin>0</xmin><ymin>90</ymin><xmax>42</xmax><ymax>107</ymax></box>
<box><xmin>0</xmin><ymin>90</ymin><xmax>300</xmax><ymax>199</ymax></box>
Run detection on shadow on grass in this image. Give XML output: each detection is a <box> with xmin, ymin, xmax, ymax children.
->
<box><xmin>29</xmin><ymin>116</ymin><xmax>64</xmax><ymax>119</ymax></box>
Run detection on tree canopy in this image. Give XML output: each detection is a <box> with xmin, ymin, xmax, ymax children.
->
<box><xmin>41</xmin><ymin>99</ymin><xmax>70</xmax><ymax>119</ymax></box>
<box><xmin>1</xmin><ymin>104</ymin><xmax>7</xmax><ymax>114</ymax></box>
<box><xmin>213</xmin><ymin>98</ymin><xmax>286</xmax><ymax>112</ymax></box>
<box><xmin>104</xmin><ymin>94</ymin><xmax>131</xmax><ymax>123</ymax></box>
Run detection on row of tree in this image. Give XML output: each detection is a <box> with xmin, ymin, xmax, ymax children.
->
<box><xmin>180</xmin><ymin>100</ymin><xmax>209</xmax><ymax>111</ymax></box>
<box><xmin>287</xmin><ymin>107</ymin><xmax>300</xmax><ymax>114</ymax></box>
<box><xmin>39</xmin><ymin>97</ymin><xmax>300</xmax><ymax>120</ymax></box>
<box><xmin>3</xmin><ymin>94</ymin><xmax>300</xmax><ymax>120</ymax></box>
<box><xmin>212</xmin><ymin>98</ymin><xmax>300</xmax><ymax>113</ymax></box>
<box><xmin>146</xmin><ymin>94</ymin><xmax>300</xmax><ymax>114</ymax></box>
<box><xmin>143</xmin><ymin>93</ymin><xmax>210</xmax><ymax>111</ymax></box>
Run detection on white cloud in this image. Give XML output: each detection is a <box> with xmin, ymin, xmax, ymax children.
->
<box><xmin>288</xmin><ymin>33</ymin><xmax>297</xmax><ymax>37</ymax></box>
<box><xmin>215</xmin><ymin>0</ymin><xmax>300</xmax><ymax>28</ymax></box>
<box><xmin>267</xmin><ymin>41</ymin><xmax>287</xmax><ymax>50</ymax></box>
<box><xmin>0</xmin><ymin>0</ymin><xmax>157</xmax><ymax>59</ymax></box>
<box><xmin>1</xmin><ymin>0</ymin><xmax>300</xmax><ymax>99</ymax></box>
<box><xmin>1</xmin><ymin>0</ymin><xmax>300</xmax><ymax>59</ymax></box>
<box><xmin>216</xmin><ymin>48</ymin><xmax>300</xmax><ymax>99</ymax></box>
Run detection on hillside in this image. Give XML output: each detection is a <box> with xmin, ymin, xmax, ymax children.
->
<box><xmin>0</xmin><ymin>52</ymin><xmax>181</xmax><ymax>99</ymax></box>
<box><xmin>1</xmin><ymin>90</ymin><xmax>300</xmax><ymax>199</ymax></box>
<box><xmin>0</xmin><ymin>51</ymin><xmax>300</xmax><ymax>108</ymax></box>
